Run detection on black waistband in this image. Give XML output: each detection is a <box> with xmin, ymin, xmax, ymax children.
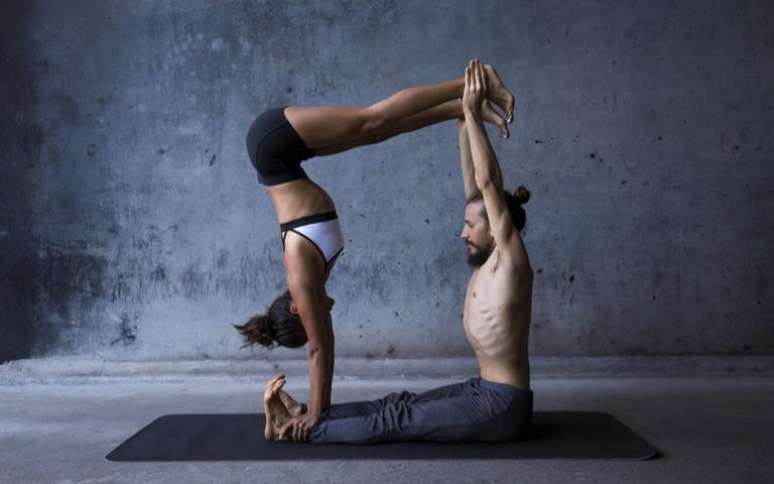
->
<box><xmin>280</xmin><ymin>211</ymin><xmax>338</xmax><ymax>231</ymax></box>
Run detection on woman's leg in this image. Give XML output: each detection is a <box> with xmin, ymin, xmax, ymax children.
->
<box><xmin>285</xmin><ymin>62</ymin><xmax>515</xmax><ymax>154</ymax></box>
<box><xmin>313</xmin><ymin>98</ymin><xmax>509</xmax><ymax>156</ymax></box>
<box><xmin>310</xmin><ymin>99</ymin><xmax>459</xmax><ymax>156</ymax></box>
<box><xmin>284</xmin><ymin>77</ymin><xmax>466</xmax><ymax>151</ymax></box>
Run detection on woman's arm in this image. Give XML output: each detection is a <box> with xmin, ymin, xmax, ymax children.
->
<box><xmin>283</xmin><ymin>236</ymin><xmax>335</xmax><ymax>418</ymax></box>
<box><xmin>323</xmin><ymin>309</ymin><xmax>335</xmax><ymax>408</ymax></box>
<box><xmin>288</xmin><ymin>279</ymin><xmax>333</xmax><ymax>416</ymax></box>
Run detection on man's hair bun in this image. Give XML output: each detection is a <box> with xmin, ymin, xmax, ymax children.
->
<box><xmin>513</xmin><ymin>185</ymin><xmax>531</xmax><ymax>205</ymax></box>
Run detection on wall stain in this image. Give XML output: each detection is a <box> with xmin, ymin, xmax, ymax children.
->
<box><xmin>110</xmin><ymin>312</ymin><xmax>137</xmax><ymax>346</ymax></box>
<box><xmin>33</xmin><ymin>250</ymin><xmax>108</xmax><ymax>354</ymax></box>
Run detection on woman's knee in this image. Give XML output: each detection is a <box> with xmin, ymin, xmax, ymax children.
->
<box><xmin>360</xmin><ymin>105</ymin><xmax>389</xmax><ymax>140</ymax></box>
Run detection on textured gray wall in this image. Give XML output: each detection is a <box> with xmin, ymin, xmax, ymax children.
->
<box><xmin>1</xmin><ymin>2</ymin><xmax>38</xmax><ymax>362</ymax></box>
<box><xmin>1</xmin><ymin>0</ymin><xmax>772</xmax><ymax>362</ymax></box>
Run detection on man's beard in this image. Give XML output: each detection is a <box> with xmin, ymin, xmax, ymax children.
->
<box><xmin>466</xmin><ymin>242</ymin><xmax>492</xmax><ymax>267</ymax></box>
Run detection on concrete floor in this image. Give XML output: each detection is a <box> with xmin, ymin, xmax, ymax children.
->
<box><xmin>2</xmin><ymin>358</ymin><xmax>774</xmax><ymax>483</ymax></box>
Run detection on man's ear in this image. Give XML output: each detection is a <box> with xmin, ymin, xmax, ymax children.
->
<box><xmin>289</xmin><ymin>302</ymin><xmax>299</xmax><ymax>315</ymax></box>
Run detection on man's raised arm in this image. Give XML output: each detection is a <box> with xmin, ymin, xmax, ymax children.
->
<box><xmin>462</xmin><ymin>59</ymin><xmax>529</xmax><ymax>267</ymax></box>
<box><xmin>458</xmin><ymin>119</ymin><xmax>481</xmax><ymax>202</ymax></box>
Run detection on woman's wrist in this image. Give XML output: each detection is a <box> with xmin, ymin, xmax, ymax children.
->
<box><xmin>305</xmin><ymin>405</ymin><xmax>322</xmax><ymax>417</ymax></box>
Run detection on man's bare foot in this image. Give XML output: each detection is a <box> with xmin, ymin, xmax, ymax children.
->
<box><xmin>484</xmin><ymin>64</ymin><xmax>516</xmax><ymax>123</ymax></box>
<box><xmin>263</xmin><ymin>374</ymin><xmax>292</xmax><ymax>441</ymax></box>
<box><xmin>277</xmin><ymin>388</ymin><xmax>305</xmax><ymax>417</ymax></box>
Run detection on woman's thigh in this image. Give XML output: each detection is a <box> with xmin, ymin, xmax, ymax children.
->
<box><xmin>284</xmin><ymin>106</ymin><xmax>376</xmax><ymax>151</ymax></box>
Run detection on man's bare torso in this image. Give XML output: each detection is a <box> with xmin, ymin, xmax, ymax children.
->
<box><xmin>463</xmin><ymin>248</ymin><xmax>533</xmax><ymax>391</ymax></box>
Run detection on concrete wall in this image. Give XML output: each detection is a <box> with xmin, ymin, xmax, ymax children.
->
<box><xmin>1</xmin><ymin>0</ymin><xmax>772</xmax><ymax>362</ymax></box>
<box><xmin>1</xmin><ymin>2</ymin><xmax>39</xmax><ymax>362</ymax></box>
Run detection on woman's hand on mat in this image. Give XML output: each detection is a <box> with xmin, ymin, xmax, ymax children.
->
<box><xmin>463</xmin><ymin>58</ymin><xmax>488</xmax><ymax>121</ymax></box>
<box><xmin>279</xmin><ymin>412</ymin><xmax>320</xmax><ymax>442</ymax></box>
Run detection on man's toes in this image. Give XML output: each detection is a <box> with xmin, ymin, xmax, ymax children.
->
<box><xmin>274</xmin><ymin>377</ymin><xmax>286</xmax><ymax>391</ymax></box>
<box><xmin>268</xmin><ymin>376</ymin><xmax>286</xmax><ymax>394</ymax></box>
<box><xmin>267</xmin><ymin>385</ymin><xmax>282</xmax><ymax>400</ymax></box>
<box><xmin>270</xmin><ymin>384</ymin><xmax>283</xmax><ymax>398</ymax></box>
<box><xmin>265</xmin><ymin>382</ymin><xmax>284</xmax><ymax>402</ymax></box>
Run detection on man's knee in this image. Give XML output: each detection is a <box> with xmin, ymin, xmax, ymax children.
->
<box><xmin>380</xmin><ymin>390</ymin><xmax>414</xmax><ymax>406</ymax></box>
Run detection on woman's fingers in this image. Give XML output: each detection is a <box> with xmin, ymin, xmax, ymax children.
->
<box><xmin>278</xmin><ymin>421</ymin><xmax>290</xmax><ymax>440</ymax></box>
<box><xmin>279</xmin><ymin>418</ymin><xmax>302</xmax><ymax>442</ymax></box>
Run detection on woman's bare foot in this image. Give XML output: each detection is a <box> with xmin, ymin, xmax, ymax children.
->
<box><xmin>277</xmin><ymin>389</ymin><xmax>305</xmax><ymax>417</ymax></box>
<box><xmin>483</xmin><ymin>64</ymin><xmax>516</xmax><ymax>123</ymax></box>
<box><xmin>482</xmin><ymin>100</ymin><xmax>510</xmax><ymax>138</ymax></box>
<box><xmin>263</xmin><ymin>374</ymin><xmax>292</xmax><ymax>441</ymax></box>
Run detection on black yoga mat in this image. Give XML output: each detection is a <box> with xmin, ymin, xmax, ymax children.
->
<box><xmin>106</xmin><ymin>412</ymin><xmax>658</xmax><ymax>461</ymax></box>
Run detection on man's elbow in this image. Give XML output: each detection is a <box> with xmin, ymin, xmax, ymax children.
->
<box><xmin>475</xmin><ymin>174</ymin><xmax>494</xmax><ymax>190</ymax></box>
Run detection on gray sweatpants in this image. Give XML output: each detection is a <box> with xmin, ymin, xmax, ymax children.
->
<box><xmin>307</xmin><ymin>377</ymin><xmax>533</xmax><ymax>445</ymax></box>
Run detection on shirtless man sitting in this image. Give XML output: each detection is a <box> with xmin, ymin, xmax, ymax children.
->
<box><xmin>263</xmin><ymin>59</ymin><xmax>534</xmax><ymax>444</ymax></box>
